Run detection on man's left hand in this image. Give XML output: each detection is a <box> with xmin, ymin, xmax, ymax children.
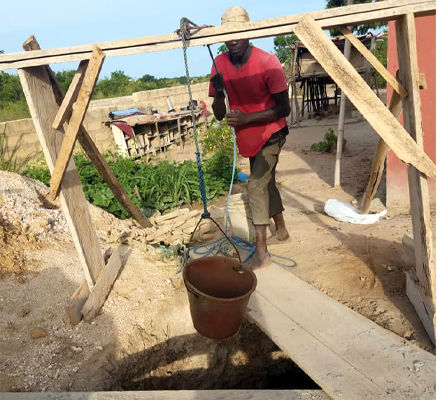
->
<box><xmin>226</xmin><ymin>109</ymin><xmax>249</xmax><ymax>127</ymax></box>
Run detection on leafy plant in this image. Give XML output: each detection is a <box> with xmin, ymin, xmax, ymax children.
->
<box><xmin>310</xmin><ymin>128</ymin><xmax>338</xmax><ymax>152</ymax></box>
<box><xmin>23</xmin><ymin>150</ymin><xmax>233</xmax><ymax>219</ymax></box>
<box><xmin>201</xmin><ymin>118</ymin><xmax>237</xmax><ymax>182</ymax></box>
<box><xmin>0</xmin><ymin>124</ymin><xmax>36</xmax><ymax>172</ymax></box>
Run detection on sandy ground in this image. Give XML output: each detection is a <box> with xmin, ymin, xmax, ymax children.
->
<box><xmin>0</xmin><ymin>112</ymin><xmax>435</xmax><ymax>394</ymax></box>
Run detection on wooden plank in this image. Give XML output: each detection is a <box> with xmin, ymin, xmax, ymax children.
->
<box><xmin>396</xmin><ymin>13</ymin><xmax>435</xmax><ymax>335</ymax></box>
<box><xmin>52</xmin><ymin>59</ymin><xmax>89</xmax><ymax>130</ymax></box>
<box><xmin>360</xmin><ymin>86</ymin><xmax>403</xmax><ymax>213</ymax></box>
<box><xmin>0</xmin><ymin>0</ymin><xmax>434</xmax><ymax>70</ymax></box>
<box><xmin>24</xmin><ymin>36</ymin><xmax>152</xmax><ymax>229</ymax></box>
<box><xmin>406</xmin><ymin>270</ymin><xmax>436</xmax><ymax>345</ymax></box>
<box><xmin>18</xmin><ymin>67</ymin><xmax>104</xmax><ymax>289</ymax></box>
<box><xmin>247</xmin><ymin>293</ymin><xmax>387</xmax><ymax>399</ymax></box>
<box><xmin>0</xmin><ymin>390</ymin><xmax>330</xmax><ymax>400</ymax></box>
<box><xmin>81</xmin><ymin>249</ymin><xmax>123</xmax><ymax>321</ymax></box>
<box><xmin>65</xmin><ymin>281</ymin><xmax>90</xmax><ymax>325</ymax></box>
<box><xmin>250</xmin><ymin>265</ymin><xmax>436</xmax><ymax>400</ymax></box>
<box><xmin>341</xmin><ymin>27</ymin><xmax>408</xmax><ymax>97</ymax></box>
<box><xmin>49</xmin><ymin>46</ymin><xmax>105</xmax><ymax>200</ymax></box>
<box><xmin>293</xmin><ymin>15</ymin><xmax>435</xmax><ymax>178</ymax></box>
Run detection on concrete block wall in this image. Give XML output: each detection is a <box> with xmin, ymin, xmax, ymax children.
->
<box><xmin>2</xmin><ymin>82</ymin><xmax>212</xmax><ymax>161</ymax></box>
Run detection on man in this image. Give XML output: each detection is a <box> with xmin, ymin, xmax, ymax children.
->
<box><xmin>209</xmin><ymin>6</ymin><xmax>291</xmax><ymax>267</ymax></box>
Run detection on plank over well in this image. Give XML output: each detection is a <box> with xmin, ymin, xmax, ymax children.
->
<box><xmin>248</xmin><ymin>265</ymin><xmax>436</xmax><ymax>400</ymax></box>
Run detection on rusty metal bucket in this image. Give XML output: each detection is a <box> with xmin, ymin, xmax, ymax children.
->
<box><xmin>183</xmin><ymin>256</ymin><xmax>257</xmax><ymax>339</ymax></box>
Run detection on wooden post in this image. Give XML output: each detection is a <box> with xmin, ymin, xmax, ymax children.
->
<box><xmin>334</xmin><ymin>0</ymin><xmax>354</xmax><ymax>187</ymax></box>
<box><xmin>291</xmin><ymin>43</ymin><xmax>300</xmax><ymax>127</ymax></box>
<box><xmin>360</xmin><ymin>84</ymin><xmax>402</xmax><ymax>214</ymax></box>
<box><xmin>396</xmin><ymin>13</ymin><xmax>435</xmax><ymax>341</ymax></box>
<box><xmin>18</xmin><ymin>60</ymin><xmax>105</xmax><ymax>290</ymax></box>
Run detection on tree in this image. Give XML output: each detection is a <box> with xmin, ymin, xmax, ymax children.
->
<box><xmin>326</xmin><ymin>0</ymin><xmax>387</xmax><ymax>35</ymax></box>
<box><xmin>273</xmin><ymin>34</ymin><xmax>299</xmax><ymax>64</ymax></box>
<box><xmin>217</xmin><ymin>44</ymin><xmax>228</xmax><ymax>55</ymax></box>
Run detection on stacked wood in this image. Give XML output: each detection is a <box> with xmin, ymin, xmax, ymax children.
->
<box><xmin>106</xmin><ymin>208</ymin><xmax>219</xmax><ymax>248</ymax></box>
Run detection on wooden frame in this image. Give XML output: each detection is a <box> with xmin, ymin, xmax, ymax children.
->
<box><xmin>0</xmin><ymin>0</ymin><xmax>434</xmax><ymax>70</ymax></box>
<box><xmin>2</xmin><ymin>0</ymin><xmax>435</xmax><ymax>395</ymax></box>
<box><xmin>293</xmin><ymin>13</ymin><xmax>435</xmax><ymax>343</ymax></box>
<box><xmin>19</xmin><ymin>36</ymin><xmax>151</xmax><ymax>326</ymax></box>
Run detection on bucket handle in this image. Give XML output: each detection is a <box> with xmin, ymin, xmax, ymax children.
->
<box><xmin>186</xmin><ymin>214</ymin><xmax>243</xmax><ymax>268</ymax></box>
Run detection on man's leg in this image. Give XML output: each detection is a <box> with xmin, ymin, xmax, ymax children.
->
<box><xmin>272</xmin><ymin>212</ymin><xmax>289</xmax><ymax>241</ymax></box>
<box><xmin>248</xmin><ymin>142</ymin><xmax>283</xmax><ymax>267</ymax></box>
<box><xmin>267</xmin><ymin>150</ymin><xmax>289</xmax><ymax>241</ymax></box>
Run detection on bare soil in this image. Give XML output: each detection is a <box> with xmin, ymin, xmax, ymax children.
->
<box><xmin>0</xmin><ymin>113</ymin><xmax>434</xmax><ymax>393</ymax></box>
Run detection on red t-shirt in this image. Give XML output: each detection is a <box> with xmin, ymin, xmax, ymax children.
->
<box><xmin>209</xmin><ymin>47</ymin><xmax>288</xmax><ymax>157</ymax></box>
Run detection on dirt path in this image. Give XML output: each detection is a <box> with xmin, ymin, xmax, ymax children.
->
<box><xmin>0</xmin><ymin>114</ymin><xmax>434</xmax><ymax>393</ymax></box>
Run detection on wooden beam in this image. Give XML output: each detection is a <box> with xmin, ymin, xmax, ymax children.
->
<box><xmin>248</xmin><ymin>265</ymin><xmax>436</xmax><ymax>400</ymax></box>
<box><xmin>0</xmin><ymin>390</ymin><xmax>330</xmax><ymax>400</ymax></box>
<box><xmin>24</xmin><ymin>36</ymin><xmax>152</xmax><ymax>229</ymax></box>
<box><xmin>18</xmin><ymin>66</ymin><xmax>104</xmax><ymax>289</ymax></box>
<box><xmin>0</xmin><ymin>0</ymin><xmax>434</xmax><ymax>70</ymax></box>
<box><xmin>340</xmin><ymin>28</ymin><xmax>408</xmax><ymax>98</ymax></box>
<box><xmin>81</xmin><ymin>248</ymin><xmax>123</xmax><ymax>321</ymax></box>
<box><xmin>293</xmin><ymin>15</ymin><xmax>435</xmax><ymax>178</ymax></box>
<box><xmin>49</xmin><ymin>46</ymin><xmax>105</xmax><ymax>200</ymax></box>
<box><xmin>396</xmin><ymin>14</ymin><xmax>436</xmax><ymax>334</ymax></box>
<box><xmin>52</xmin><ymin>60</ymin><xmax>89</xmax><ymax>130</ymax></box>
<box><xmin>360</xmin><ymin>86</ymin><xmax>403</xmax><ymax>213</ymax></box>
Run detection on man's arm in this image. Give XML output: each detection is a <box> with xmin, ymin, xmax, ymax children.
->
<box><xmin>226</xmin><ymin>90</ymin><xmax>290</xmax><ymax>127</ymax></box>
<box><xmin>210</xmin><ymin>73</ymin><xmax>227</xmax><ymax>120</ymax></box>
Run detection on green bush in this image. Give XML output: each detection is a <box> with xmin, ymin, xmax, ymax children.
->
<box><xmin>22</xmin><ymin>150</ymin><xmax>232</xmax><ymax>219</ymax></box>
<box><xmin>310</xmin><ymin>128</ymin><xmax>338</xmax><ymax>152</ymax></box>
<box><xmin>201</xmin><ymin>118</ymin><xmax>237</xmax><ymax>182</ymax></box>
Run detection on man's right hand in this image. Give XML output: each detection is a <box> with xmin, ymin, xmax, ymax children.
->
<box><xmin>210</xmin><ymin>73</ymin><xmax>225</xmax><ymax>92</ymax></box>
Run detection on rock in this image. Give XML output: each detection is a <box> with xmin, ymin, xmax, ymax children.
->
<box><xmin>21</xmin><ymin>307</ymin><xmax>30</xmax><ymax>317</ymax></box>
<box><xmin>71</xmin><ymin>346</ymin><xmax>82</xmax><ymax>353</ymax></box>
<box><xmin>30</xmin><ymin>328</ymin><xmax>47</xmax><ymax>339</ymax></box>
<box><xmin>96</xmin><ymin>345</ymin><xmax>103</xmax><ymax>351</ymax></box>
<box><xmin>403</xmin><ymin>329</ymin><xmax>415</xmax><ymax>340</ymax></box>
<box><xmin>413</xmin><ymin>360</ymin><xmax>424</xmax><ymax>372</ymax></box>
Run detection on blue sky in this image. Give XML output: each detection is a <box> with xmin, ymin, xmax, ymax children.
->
<box><xmin>1</xmin><ymin>0</ymin><xmax>326</xmax><ymax>79</ymax></box>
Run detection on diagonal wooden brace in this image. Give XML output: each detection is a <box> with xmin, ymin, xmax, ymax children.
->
<box><xmin>52</xmin><ymin>59</ymin><xmax>89</xmax><ymax>130</ymax></box>
<box><xmin>340</xmin><ymin>27</ymin><xmax>408</xmax><ymax>98</ymax></box>
<box><xmin>293</xmin><ymin>15</ymin><xmax>436</xmax><ymax>178</ymax></box>
<box><xmin>49</xmin><ymin>46</ymin><xmax>105</xmax><ymax>200</ymax></box>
